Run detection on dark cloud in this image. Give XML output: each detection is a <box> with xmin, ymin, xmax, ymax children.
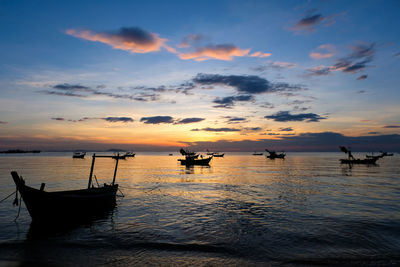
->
<box><xmin>368</xmin><ymin>132</ymin><xmax>380</xmax><ymax>134</ymax></box>
<box><xmin>244</xmin><ymin>127</ymin><xmax>263</xmax><ymax>131</ymax></box>
<box><xmin>191</xmin><ymin>127</ymin><xmax>241</xmax><ymax>132</ymax></box>
<box><xmin>224</xmin><ymin>116</ymin><xmax>247</xmax><ymax>123</ymax></box>
<box><xmin>357</xmin><ymin>75</ymin><xmax>368</xmax><ymax>80</ymax></box>
<box><xmin>265</xmin><ymin>111</ymin><xmax>326</xmax><ymax>122</ymax></box>
<box><xmin>175</xmin><ymin>118</ymin><xmax>205</xmax><ymax>124</ymax></box>
<box><xmin>51</xmin><ymin>117</ymin><xmax>65</xmax><ymax>121</ymax></box>
<box><xmin>291</xmin><ymin>13</ymin><xmax>325</xmax><ymax>32</ymax></box>
<box><xmin>103</xmin><ymin>117</ymin><xmax>134</xmax><ymax>123</ymax></box>
<box><xmin>213</xmin><ymin>95</ymin><xmax>253</xmax><ymax>108</ymax></box>
<box><xmin>383</xmin><ymin>125</ymin><xmax>400</xmax><ymax>128</ymax></box>
<box><xmin>193</xmin><ymin>73</ymin><xmax>305</xmax><ymax>95</ymax></box>
<box><xmin>140</xmin><ymin>116</ymin><xmax>174</xmax><ymax>124</ymax></box>
<box><xmin>179</xmin><ymin>34</ymin><xmax>210</xmax><ymax>48</ymax></box>
<box><xmin>357</xmin><ymin>90</ymin><xmax>366</xmax><ymax>94</ymax></box>
<box><xmin>394</xmin><ymin>52</ymin><xmax>400</xmax><ymax>57</ymax></box>
<box><xmin>185</xmin><ymin>132</ymin><xmax>400</xmax><ymax>152</ymax></box>
<box><xmin>38</xmin><ymin>90</ymin><xmax>88</xmax><ymax>98</ymax></box>
<box><xmin>53</xmin><ymin>83</ymin><xmax>91</xmax><ymax>91</ymax></box>
<box><xmin>279</xmin><ymin>127</ymin><xmax>294</xmax><ymax>131</ymax></box>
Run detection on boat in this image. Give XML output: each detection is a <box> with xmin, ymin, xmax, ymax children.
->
<box><xmin>339</xmin><ymin>146</ymin><xmax>378</xmax><ymax>164</ymax></box>
<box><xmin>252</xmin><ymin>152</ymin><xmax>263</xmax><ymax>155</ymax></box>
<box><xmin>178</xmin><ymin>148</ymin><xmax>212</xmax><ymax>165</ymax></box>
<box><xmin>72</xmin><ymin>151</ymin><xmax>86</xmax><ymax>158</ymax></box>
<box><xmin>123</xmin><ymin>151</ymin><xmax>135</xmax><ymax>157</ymax></box>
<box><xmin>265</xmin><ymin>149</ymin><xmax>285</xmax><ymax>159</ymax></box>
<box><xmin>213</xmin><ymin>153</ymin><xmax>224</xmax><ymax>157</ymax></box>
<box><xmin>169</xmin><ymin>153</ymin><xmax>173</xmax><ymax>156</ymax></box>
<box><xmin>206</xmin><ymin>149</ymin><xmax>214</xmax><ymax>155</ymax></box>
<box><xmin>11</xmin><ymin>154</ymin><xmax>121</xmax><ymax>223</ymax></box>
<box><xmin>366</xmin><ymin>151</ymin><xmax>393</xmax><ymax>159</ymax></box>
<box><xmin>112</xmin><ymin>154</ymin><xmax>126</xmax><ymax>160</ymax></box>
<box><xmin>178</xmin><ymin>156</ymin><xmax>213</xmax><ymax>166</ymax></box>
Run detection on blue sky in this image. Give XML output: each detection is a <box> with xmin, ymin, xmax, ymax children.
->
<box><xmin>0</xmin><ymin>0</ymin><xmax>399</xmax><ymax>151</ymax></box>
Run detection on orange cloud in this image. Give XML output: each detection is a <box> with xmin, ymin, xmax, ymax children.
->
<box><xmin>250</xmin><ymin>51</ymin><xmax>272</xmax><ymax>58</ymax></box>
<box><xmin>66</xmin><ymin>27</ymin><xmax>173</xmax><ymax>54</ymax></box>
<box><xmin>309</xmin><ymin>44</ymin><xmax>336</xmax><ymax>59</ymax></box>
<box><xmin>178</xmin><ymin>44</ymin><xmax>250</xmax><ymax>61</ymax></box>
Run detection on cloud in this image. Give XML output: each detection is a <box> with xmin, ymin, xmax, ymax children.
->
<box><xmin>178</xmin><ymin>44</ymin><xmax>250</xmax><ymax>61</ymax></box>
<box><xmin>177</xmin><ymin>43</ymin><xmax>271</xmax><ymax>61</ymax></box>
<box><xmin>368</xmin><ymin>132</ymin><xmax>380</xmax><ymax>134</ymax></box>
<box><xmin>191</xmin><ymin>127</ymin><xmax>241</xmax><ymax>132</ymax></box>
<box><xmin>279</xmin><ymin>127</ymin><xmax>294</xmax><ymax>131</ymax></box>
<box><xmin>252</xmin><ymin>61</ymin><xmax>297</xmax><ymax>72</ymax></box>
<box><xmin>175</xmin><ymin>117</ymin><xmax>205</xmax><ymax>124</ymax></box>
<box><xmin>178</xmin><ymin>34</ymin><xmax>210</xmax><ymax>48</ymax></box>
<box><xmin>265</xmin><ymin>111</ymin><xmax>326</xmax><ymax>122</ymax></box>
<box><xmin>140</xmin><ymin>116</ymin><xmax>174</xmax><ymax>124</ymax></box>
<box><xmin>213</xmin><ymin>95</ymin><xmax>253</xmax><ymax>108</ymax></box>
<box><xmin>51</xmin><ymin>117</ymin><xmax>65</xmax><ymax>121</ymax></box>
<box><xmin>224</xmin><ymin>116</ymin><xmax>247</xmax><ymax>123</ymax></box>
<box><xmin>306</xmin><ymin>42</ymin><xmax>375</xmax><ymax>76</ymax></box>
<box><xmin>66</xmin><ymin>27</ymin><xmax>175</xmax><ymax>54</ymax></box>
<box><xmin>394</xmin><ymin>52</ymin><xmax>400</xmax><ymax>57</ymax></box>
<box><xmin>53</xmin><ymin>84</ymin><xmax>91</xmax><ymax>91</ymax></box>
<box><xmin>39</xmin><ymin>90</ymin><xmax>88</xmax><ymax>98</ymax></box>
<box><xmin>383</xmin><ymin>125</ymin><xmax>400</xmax><ymax>128</ymax></box>
<box><xmin>291</xmin><ymin>13</ymin><xmax>325</xmax><ymax>32</ymax></box>
<box><xmin>310</xmin><ymin>44</ymin><xmax>336</xmax><ymax>59</ymax></box>
<box><xmin>357</xmin><ymin>74</ymin><xmax>368</xmax><ymax>80</ymax></box>
<box><xmin>0</xmin><ymin>121</ymin><xmax>8</xmax><ymax>124</ymax></box>
<box><xmin>193</xmin><ymin>73</ymin><xmax>305</xmax><ymax>95</ymax></box>
<box><xmin>103</xmin><ymin>117</ymin><xmax>134</xmax><ymax>123</ymax></box>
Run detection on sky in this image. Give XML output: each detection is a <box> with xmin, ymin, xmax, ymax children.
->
<box><xmin>0</xmin><ymin>0</ymin><xmax>399</xmax><ymax>151</ymax></box>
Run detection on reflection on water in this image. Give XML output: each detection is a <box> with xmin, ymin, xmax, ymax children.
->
<box><xmin>0</xmin><ymin>152</ymin><xmax>399</xmax><ymax>265</ymax></box>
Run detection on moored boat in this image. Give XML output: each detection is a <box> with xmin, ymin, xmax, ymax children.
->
<box><xmin>178</xmin><ymin>156</ymin><xmax>213</xmax><ymax>165</ymax></box>
<box><xmin>339</xmin><ymin>146</ymin><xmax>379</xmax><ymax>165</ymax></box>
<box><xmin>72</xmin><ymin>151</ymin><xmax>86</xmax><ymax>158</ymax></box>
<box><xmin>265</xmin><ymin>149</ymin><xmax>285</xmax><ymax>159</ymax></box>
<box><xmin>11</xmin><ymin>154</ymin><xmax>121</xmax><ymax>223</ymax></box>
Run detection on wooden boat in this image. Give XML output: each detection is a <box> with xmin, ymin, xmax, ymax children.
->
<box><xmin>252</xmin><ymin>152</ymin><xmax>263</xmax><ymax>155</ymax></box>
<box><xmin>178</xmin><ymin>156</ymin><xmax>213</xmax><ymax>166</ymax></box>
<box><xmin>213</xmin><ymin>153</ymin><xmax>224</xmax><ymax>157</ymax></box>
<box><xmin>72</xmin><ymin>151</ymin><xmax>86</xmax><ymax>158</ymax></box>
<box><xmin>11</xmin><ymin>154</ymin><xmax>121</xmax><ymax>223</ymax></box>
<box><xmin>123</xmin><ymin>152</ymin><xmax>135</xmax><ymax>157</ymax></box>
<box><xmin>265</xmin><ymin>149</ymin><xmax>285</xmax><ymax>159</ymax></box>
<box><xmin>339</xmin><ymin>146</ymin><xmax>378</xmax><ymax>165</ymax></box>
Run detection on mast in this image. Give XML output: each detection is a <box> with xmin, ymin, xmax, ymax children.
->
<box><xmin>112</xmin><ymin>154</ymin><xmax>119</xmax><ymax>186</ymax></box>
<box><xmin>88</xmin><ymin>153</ymin><xmax>96</xmax><ymax>189</ymax></box>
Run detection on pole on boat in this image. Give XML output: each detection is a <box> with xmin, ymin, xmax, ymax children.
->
<box><xmin>112</xmin><ymin>154</ymin><xmax>119</xmax><ymax>186</ymax></box>
<box><xmin>88</xmin><ymin>153</ymin><xmax>96</xmax><ymax>189</ymax></box>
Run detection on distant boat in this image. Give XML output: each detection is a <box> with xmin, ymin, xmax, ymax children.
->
<box><xmin>206</xmin><ymin>149</ymin><xmax>214</xmax><ymax>155</ymax></box>
<box><xmin>11</xmin><ymin>154</ymin><xmax>120</xmax><ymax>223</ymax></box>
<box><xmin>366</xmin><ymin>151</ymin><xmax>393</xmax><ymax>159</ymax></box>
<box><xmin>252</xmin><ymin>152</ymin><xmax>263</xmax><ymax>155</ymax></box>
<box><xmin>339</xmin><ymin>146</ymin><xmax>378</xmax><ymax>164</ymax></box>
<box><xmin>213</xmin><ymin>153</ymin><xmax>224</xmax><ymax>157</ymax></box>
<box><xmin>112</xmin><ymin>154</ymin><xmax>126</xmax><ymax>160</ymax></box>
<box><xmin>265</xmin><ymin>149</ymin><xmax>285</xmax><ymax>159</ymax></box>
<box><xmin>169</xmin><ymin>153</ymin><xmax>173</xmax><ymax>156</ymax></box>
<box><xmin>123</xmin><ymin>152</ymin><xmax>135</xmax><ymax>157</ymax></box>
<box><xmin>72</xmin><ymin>151</ymin><xmax>86</xmax><ymax>158</ymax></box>
<box><xmin>178</xmin><ymin>156</ymin><xmax>213</xmax><ymax>166</ymax></box>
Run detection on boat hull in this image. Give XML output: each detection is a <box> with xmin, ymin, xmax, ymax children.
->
<box><xmin>266</xmin><ymin>154</ymin><xmax>285</xmax><ymax>159</ymax></box>
<box><xmin>178</xmin><ymin>156</ymin><xmax>212</xmax><ymax>165</ymax></box>
<box><xmin>12</xmin><ymin>172</ymin><xmax>118</xmax><ymax>223</ymax></box>
<box><xmin>340</xmin><ymin>158</ymin><xmax>378</xmax><ymax>164</ymax></box>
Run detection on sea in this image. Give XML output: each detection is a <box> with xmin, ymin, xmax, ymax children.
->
<box><xmin>0</xmin><ymin>152</ymin><xmax>399</xmax><ymax>266</ymax></box>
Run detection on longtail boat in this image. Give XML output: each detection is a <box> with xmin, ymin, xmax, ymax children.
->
<box><xmin>178</xmin><ymin>156</ymin><xmax>213</xmax><ymax>166</ymax></box>
<box><xmin>339</xmin><ymin>146</ymin><xmax>378</xmax><ymax>165</ymax></box>
<box><xmin>265</xmin><ymin>149</ymin><xmax>285</xmax><ymax>159</ymax></box>
<box><xmin>11</xmin><ymin>154</ymin><xmax>121</xmax><ymax>223</ymax></box>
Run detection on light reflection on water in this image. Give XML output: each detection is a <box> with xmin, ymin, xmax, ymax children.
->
<box><xmin>0</xmin><ymin>152</ymin><xmax>399</xmax><ymax>265</ymax></box>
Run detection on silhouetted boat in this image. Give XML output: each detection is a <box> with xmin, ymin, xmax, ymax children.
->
<box><xmin>169</xmin><ymin>153</ymin><xmax>173</xmax><ymax>156</ymax></box>
<box><xmin>11</xmin><ymin>154</ymin><xmax>120</xmax><ymax>223</ymax></box>
<box><xmin>265</xmin><ymin>149</ymin><xmax>285</xmax><ymax>159</ymax></box>
<box><xmin>72</xmin><ymin>151</ymin><xmax>86</xmax><ymax>158</ymax></box>
<box><xmin>123</xmin><ymin>151</ymin><xmax>135</xmax><ymax>157</ymax></box>
<box><xmin>339</xmin><ymin>146</ymin><xmax>378</xmax><ymax>164</ymax></box>
<box><xmin>366</xmin><ymin>151</ymin><xmax>393</xmax><ymax>159</ymax></box>
<box><xmin>213</xmin><ymin>153</ymin><xmax>224</xmax><ymax>157</ymax></box>
<box><xmin>252</xmin><ymin>152</ymin><xmax>263</xmax><ymax>155</ymax></box>
<box><xmin>112</xmin><ymin>154</ymin><xmax>126</xmax><ymax>160</ymax></box>
<box><xmin>178</xmin><ymin>156</ymin><xmax>213</xmax><ymax>165</ymax></box>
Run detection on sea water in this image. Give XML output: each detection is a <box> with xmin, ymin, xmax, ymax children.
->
<box><xmin>0</xmin><ymin>152</ymin><xmax>399</xmax><ymax>265</ymax></box>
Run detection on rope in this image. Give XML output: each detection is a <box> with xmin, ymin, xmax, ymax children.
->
<box><xmin>13</xmin><ymin>195</ymin><xmax>22</xmax><ymax>221</ymax></box>
<box><xmin>0</xmin><ymin>190</ymin><xmax>16</xmax><ymax>203</ymax></box>
<box><xmin>117</xmin><ymin>188</ymin><xmax>125</xmax><ymax>197</ymax></box>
